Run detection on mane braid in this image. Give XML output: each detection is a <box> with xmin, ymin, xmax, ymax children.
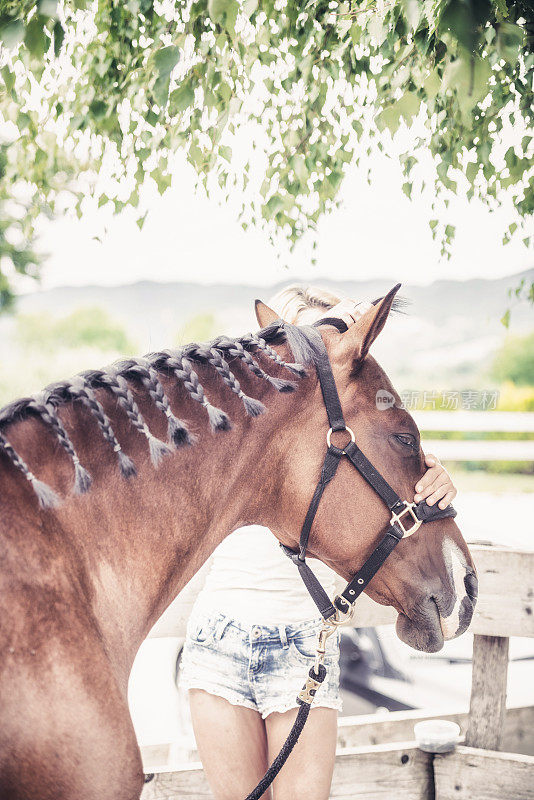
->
<box><xmin>113</xmin><ymin>359</ymin><xmax>195</xmax><ymax>448</ymax></box>
<box><xmin>30</xmin><ymin>392</ymin><xmax>92</xmax><ymax>495</ymax></box>
<box><xmin>66</xmin><ymin>377</ymin><xmax>137</xmax><ymax>479</ymax></box>
<box><xmin>89</xmin><ymin>371</ymin><xmax>172</xmax><ymax>468</ymax></box>
<box><xmin>0</xmin><ymin>323</ymin><xmax>309</xmax><ymax>509</ymax></box>
<box><xmin>204</xmin><ymin>346</ymin><xmax>266</xmax><ymax>418</ymax></box>
<box><xmin>214</xmin><ymin>337</ymin><xmax>297</xmax><ymax>394</ymax></box>
<box><xmin>0</xmin><ymin>431</ymin><xmax>59</xmax><ymax>509</ymax></box>
<box><xmin>154</xmin><ymin>352</ymin><xmax>231</xmax><ymax>432</ymax></box>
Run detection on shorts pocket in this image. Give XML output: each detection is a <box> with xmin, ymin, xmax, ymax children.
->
<box><xmin>291</xmin><ymin>629</ymin><xmax>339</xmax><ymax>660</ymax></box>
<box><xmin>291</xmin><ymin>630</ymin><xmax>318</xmax><ymax>659</ymax></box>
<box><xmin>187</xmin><ymin>617</ymin><xmax>215</xmax><ymax>645</ymax></box>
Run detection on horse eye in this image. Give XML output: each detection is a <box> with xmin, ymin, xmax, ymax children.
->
<box><xmin>394</xmin><ymin>433</ymin><xmax>416</xmax><ymax>449</ymax></box>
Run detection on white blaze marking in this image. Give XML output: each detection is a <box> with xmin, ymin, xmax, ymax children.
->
<box><xmin>440</xmin><ymin>539</ymin><xmax>468</xmax><ymax>639</ymax></box>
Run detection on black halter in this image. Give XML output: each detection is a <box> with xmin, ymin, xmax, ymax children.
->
<box><xmin>280</xmin><ymin>322</ymin><xmax>457</xmax><ymax>622</ymax></box>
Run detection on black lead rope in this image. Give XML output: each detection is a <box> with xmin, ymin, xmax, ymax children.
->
<box><xmin>243</xmin><ymin>322</ymin><xmax>457</xmax><ymax>800</ymax></box>
<box><xmin>245</xmin><ymin>665</ymin><xmax>327</xmax><ymax>800</ymax></box>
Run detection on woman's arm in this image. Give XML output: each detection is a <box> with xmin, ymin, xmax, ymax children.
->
<box><xmin>413</xmin><ymin>454</ymin><xmax>457</xmax><ymax>510</ymax></box>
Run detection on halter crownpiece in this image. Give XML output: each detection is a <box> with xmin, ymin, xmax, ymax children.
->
<box><xmin>326</xmin><ymin>299</ymin><xmax>373</xmax><ymax>328</ymax></box>
<box><xmin>313</xmin><ymin>298</ymin><xmax>373</xmax><ymax>334</ymax></box>
<box><xmin>280</xmin><ymin>322</ymin><xmax>457</xmax><ymax>622</ymax></box>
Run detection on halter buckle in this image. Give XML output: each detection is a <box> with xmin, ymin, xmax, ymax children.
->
<box><xmin>390</xmin><ymin>501</ymin><xmax>422</xmax><ymax>537</ymax></box>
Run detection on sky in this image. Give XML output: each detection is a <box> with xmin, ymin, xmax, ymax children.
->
<box><xmin>30</xmin><ymin>138</ymin><xmax>532</xmax><ymax>292</ymax></box>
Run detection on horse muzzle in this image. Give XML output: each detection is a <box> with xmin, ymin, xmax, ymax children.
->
<box><xmin>395</xmin><ymin>568</ymin><xmax>478</xmax><ymax>653</ymax></box>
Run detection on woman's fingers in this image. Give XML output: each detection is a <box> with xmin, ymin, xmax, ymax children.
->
<box><xmin>425</xmin><ymin>481</ymin><xmax>455</xmax><ymax>506</ymax></box>
<box><xmin>424</xmin><ymin>453</ymin><xmax>440</xmax><ymax>469</ymax></box>
<box><xmin>419</xmin><ymin>477</ymin><xmax>450</xmax><ymax>505</ymax></box>
<box><xmin>414</xmin><ymin>467</ymin><xmax>446</xmax><ymax>500</ymax></box>
<box><xmin>414</xmin><ymin>454</ymin><xmax>457</xmax><ymax>506</ymax></box>
<box><xmin>439</xmin><ymin>490</ymin><xmax>456</xmax><ymax>510</ymax></box>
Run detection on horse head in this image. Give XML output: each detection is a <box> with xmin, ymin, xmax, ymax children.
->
<box><xmin>255</xmin><ymin>286</ymin><xmax>477</xmax><ymax>653</ymax></box>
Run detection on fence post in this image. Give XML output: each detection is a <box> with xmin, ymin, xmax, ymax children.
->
<box><xmin>465</xmin><ymin>634</ymin><xmax>509</xmax><ymax>750</ymax></box>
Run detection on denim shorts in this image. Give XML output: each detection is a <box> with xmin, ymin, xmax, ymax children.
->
<box><xmin>178</xmin><ymin>610</ymin><xmax>341</xmax><ymax>719</ymax></box>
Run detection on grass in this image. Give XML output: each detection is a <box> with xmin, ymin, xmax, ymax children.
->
<box><xmin>448</xmin><ymin>468</ymin><xmax>534</xmax><ymax>493</ymax></box>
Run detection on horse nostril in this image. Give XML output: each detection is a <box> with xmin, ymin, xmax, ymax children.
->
<box><xmin>464</xmin><ymin>571</ymin><xmax>478</xmax><ymax>604</ymax></box>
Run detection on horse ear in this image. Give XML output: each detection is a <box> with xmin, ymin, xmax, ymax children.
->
<box><xmin>255</xmin><ymin>299</ymin><xmax>279</xmax><ymax>328</ymax></box>
<box><xmin>342</xmin><ymin>283</ymin><xmax>401</xmax><ymax>365</ymax></box>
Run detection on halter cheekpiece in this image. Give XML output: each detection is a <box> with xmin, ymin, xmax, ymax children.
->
<box><xmin>280</xmin><ymin>320</ymin><xmax>457</xmax><ymax>622</ymax></box>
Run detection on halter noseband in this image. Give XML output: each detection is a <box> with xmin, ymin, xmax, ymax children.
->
<box><xmin>280</xmin><ymin>322</ymin><xmax>457</xmax><ymax>622</ymax></box>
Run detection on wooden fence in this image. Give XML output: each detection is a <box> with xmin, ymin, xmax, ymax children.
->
<box><xmin>141</xmin><ymin>544</ymin><xmax>534</xmax><ymax>799</ymax></box>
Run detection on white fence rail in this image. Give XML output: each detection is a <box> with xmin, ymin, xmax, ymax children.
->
<box><xmin>413</xmin><ymin>411</ymin><xmax>534</xmax><ymax>461</ymax></box>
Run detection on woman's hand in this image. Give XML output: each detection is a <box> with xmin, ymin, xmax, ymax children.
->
<box><xmin>414</xmin><ymin>454</ymin><xmax>457</xmax><ymax>510</ymax></box>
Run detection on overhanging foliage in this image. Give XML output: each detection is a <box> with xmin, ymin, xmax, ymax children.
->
<box><xmin>0</xmin><ymin>0</ymin><xmax>532</xmax><ymax>309</ymax></box>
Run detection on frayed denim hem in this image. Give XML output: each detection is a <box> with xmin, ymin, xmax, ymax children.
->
<box><xmin>180</xmin><ymin>680</ymin><xmax>258</xmax><ymax>713</ymax></box>
<box><xmin>260</xmin><ymin>697</ymin><xmax>342</xmax><ymax>719</ymax></box>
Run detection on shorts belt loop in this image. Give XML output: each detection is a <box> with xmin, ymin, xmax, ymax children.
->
<box><xmin>278</xmin><ymin>625</ymin><xmax>288</xmax><ymax>649</ymax></box>
<box><xmin>214</xmin><ymin>616</ymin><xmax>231</xmax><ymax>642</ymax></box>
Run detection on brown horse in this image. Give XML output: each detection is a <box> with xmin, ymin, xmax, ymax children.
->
<box><xmin>0</xmin><ymin>286</ymin><xmax>477</xmax><ymax>800</ymax></box>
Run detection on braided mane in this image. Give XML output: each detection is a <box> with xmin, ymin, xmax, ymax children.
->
<box><xmin>0</xmin><ymin>322</ymin><xmax>312</xmax><ymax>510</ymax></box>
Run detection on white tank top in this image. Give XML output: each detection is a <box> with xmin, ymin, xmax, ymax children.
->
<box><xmin>192</xmin><ymin>525</ymin><xmax>337</xmax><ymax>625</ymax></box>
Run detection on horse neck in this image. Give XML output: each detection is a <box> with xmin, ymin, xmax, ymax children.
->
<box><xmin>29</xmin><ymin>362</ymin><xmax>294</xmax><ymax>680</ymax></box>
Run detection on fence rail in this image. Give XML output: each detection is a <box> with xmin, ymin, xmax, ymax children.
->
<box><xmin>350</xmin><ymin>545</ymin><xmax>534</xmax><ymax>638</ymax></box>
<box><xmin>413</xmin><ymin>410</ymin><xmax>534</xmax><ymax>461</ymax></box>
<box><xmin>413</xmin><ymin>411</ymin><xmax>534</xmax><ymax>432</ymax></box>
<box><xmin>422</xmin><ymin>439</ymin><xmax>534</xmax><ymax>460</ymax></box>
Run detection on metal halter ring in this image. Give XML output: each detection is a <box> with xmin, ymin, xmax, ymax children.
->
<box><xmin>326</xmin><ymin>426</ymin><xmax>355</xmax><ymax>451</ymax></box>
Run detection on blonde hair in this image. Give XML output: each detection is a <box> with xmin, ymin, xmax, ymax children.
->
<box><xmin>269</xmin><ymin>284</ymin><xmax>343</xmax><ymax>325</ymax></box>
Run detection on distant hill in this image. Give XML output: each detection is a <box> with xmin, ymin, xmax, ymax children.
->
<box><xmin>2</xmin><ymin>268</ymin><xmax>533</xmax><ymax>394</ymax></box>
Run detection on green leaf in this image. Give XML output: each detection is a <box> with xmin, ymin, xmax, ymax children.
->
<box><xmin>376</xmin><ymin>106</ymin><xmax>401</xmax><ymax>134</ymax></box>
<box><xmin>242</xmin><ymin>0</ymin><xmax>258</xmax><ymax>18</ymax></box>
<box><xmin>500</xmin><ymin>309</ymin><xmax>510</xmax><ymax>328</ymax></box>
<box><xmin>145</xmin><ymin>109</ymin><xmax>159</xmax><ymax>126</ymax></box>
<box><xmin>208</xmin><ymin>0</ymin><xmax>239</xmax><ymax>28</ymax></box>
<box><xmin>89</xmin><ymin>99</ymin><xmax>107</xmax><ymax>120</ymax></box>
<box><xmin>24</xmin><ymin>16</ymin><xmax>47</xmax><ymax>59</ymax></box>
<box><xmin>0</xmin><ymin>19</ymin><xmax>24</xmax><ymax>49</ymax></box>
<box><xmin>466</xmin><ymin>161</ymin><xmax>478</xmax><ymax>184</ymax></box>
<box><xmin>266</xmin><ymin>195</ymin><xmax>284</xmax><ymax>218</ymax></box>
<box><xmin>368</xmin><ymin>15</ymin><xmax>386</xmax><ymax>47</ymax></box>
<box><xmin>152</xmin><ymin>169</ymin><xmax>172</xmax><ymax>194</ymax></box>
<box><xmin>224</xmin><ymin>0</ymin><xmax>239</xmax><ymax>35</ymax></box>
<box><xmin>53</xmin><ymin>20</ymin><xmax>64</xmax><ymax>58</ymax></box>
<box><xmin>1</xmin><ymin>66</ymin><xmax>15</xmax><ymax>93</ymax></box>
<box><xmin>439</xmin><ymin>0</ymin><xmax>491</xmax><ymax>52</ymax></box>
<box><xmin>423</xmin><ymin>68</ymin><xmax>441</xmax><ymax>100</ymax></box>
<box><xmin>37</xmin><ymin>0</ymin><xmax>59</xmax><ymax>18</ymax></box>
<box><xmin>396</xmin><ymin>91</ymin><xmax>420</xmax><ymax>124</ymax></box>
<box><xmin>153</xmin><ymin>73</ymin><xmax>170</xmax><ymax>106</ymax></box>
<box><xmin>291</xmin><ymin>155</ymin><xmax>307</xmax><ymax>183</ymax></box>
<box><xmin>443</xmin><ymin>52</ymin><xmax>491</xmax><ymax>117</ymax></box>
<box><xmin>169</xmin><ymin>83</ymin><xmax>195</xmax><ymax>114</ymax></box>
<box><xmin>497</xmin><ymin>22</ymin><xmax>523</xmax><ymax>65</ymax></box>
<box><xmin>400</xmin><ymin>0</ymin><xmax>420</xmax><ymax>31</ymax></box>
<box><xmin>189</xmin><ymin>144</ymin><xmax>204</xmax><ymax>168</ymax></box>
<box><xmin>154</xmin><ymin>45</ymin><xmax>180</xmax><ymax>76</ymax></box>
